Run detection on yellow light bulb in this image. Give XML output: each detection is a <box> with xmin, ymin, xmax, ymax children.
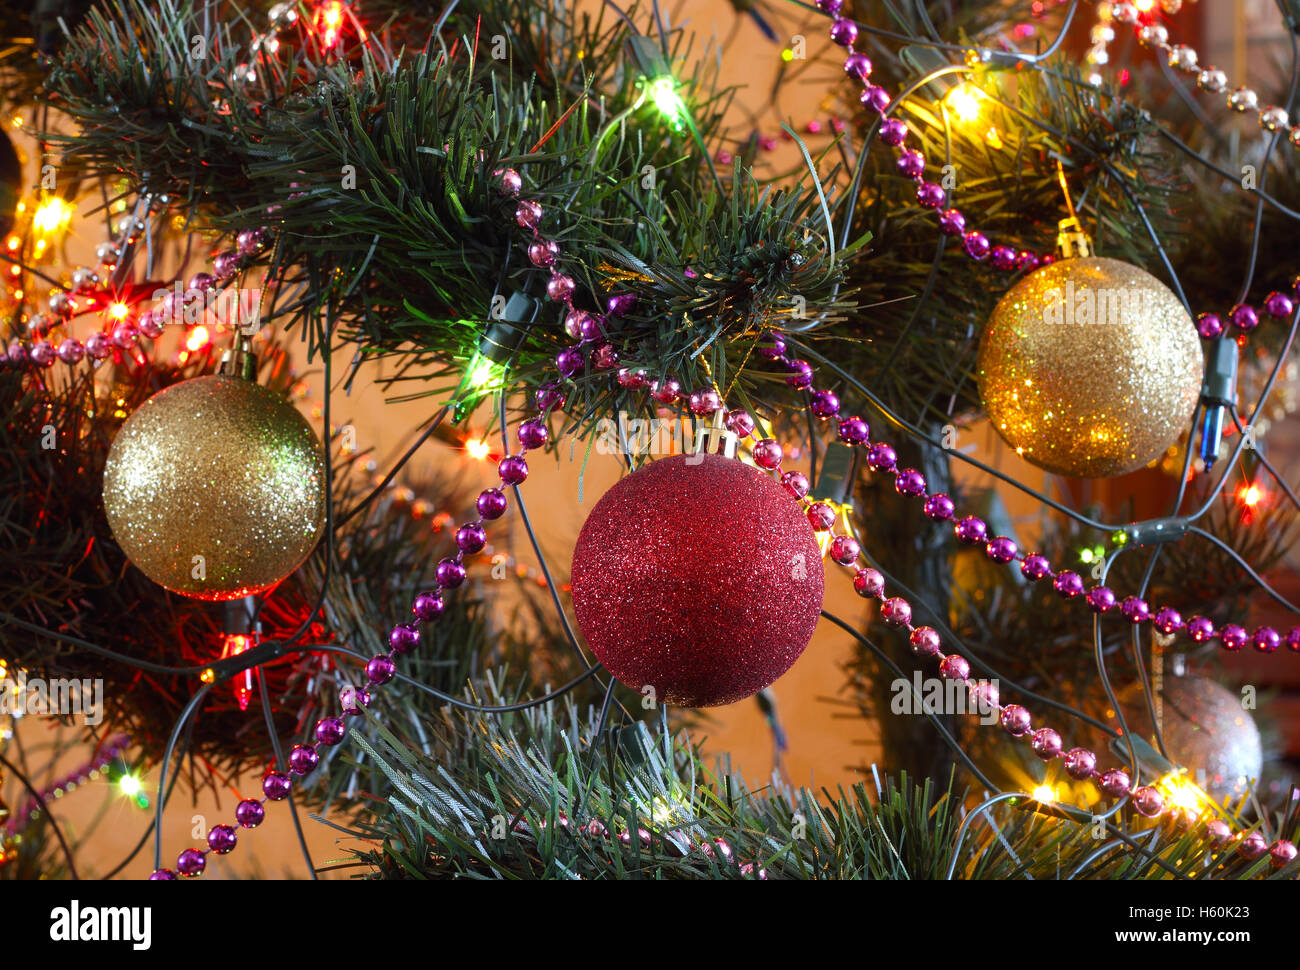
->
<box><xmin>944</xmin><ymin>84</ymin><xmax>982</xmax><ymax>123</ymax></box>
<box><xmin>109</xmin><ymin>302</ymin><xmax>130</xmax><ymax>320</ymax></box>
<box><xmin>119</xmin><ymin>775</ymin><xmax>142</xmax><ymax>797</ymax></box>
<box><xmin>1159</xmin><ymin>773</ymin><xmax>1209</xmax><ymax>816</ymax></box>
<box><xmin>465</xmin><ymin>437</ymin><xmax>491</xmax><ymax>461</ymax></box>
<box><xmin>1032</xmin><ymin>784</ymin><xmax>1056</xmax><ymax>803</ymax></box>
<box><xmin>32</xmin><ymin>197</ymin><xmax>73</xmax><ymax>235</ymax></box>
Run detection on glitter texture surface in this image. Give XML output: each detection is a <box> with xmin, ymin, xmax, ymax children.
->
<box><xmin>102</xmin><ymin>375</ymin><xmax>326</xmax><ymax>600</ymax></box>
<box><xmin>977</xmin><ymin>257</ymin><xmax>1203</xmax><ymax>478</ymax></box>
<box><xmin>1122</xmin><ymin>676</ymin><xmax>1261</xmax><ymax>797</ymax></box>
<box><xmin>570</xmin><ymin>453</ymin><xmax>824</xmax><ymax>708</ymax></box>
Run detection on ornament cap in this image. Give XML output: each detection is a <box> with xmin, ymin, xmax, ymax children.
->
<box><xmin>217</xmin><ymin>335</ymin><xmax>258</xmax><ymax>381</ymax></box>
<box><xmin>1055</xmin><ymin>217</ymin><xmax>1092</xmax><ymax>259</ymax></box>
<box><xmin>1053</xmin><ymin>160</ymin><xmax>1092</xmax><ymax>258</ymax></box>
<box><xmin>693</xmin><ymin>409</ymin><xmax>738</xmax><ymax>459</ymax></box>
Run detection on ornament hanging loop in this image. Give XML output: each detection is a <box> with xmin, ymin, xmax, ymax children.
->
<box><xmin>1054</xmin><ymin>159</ymin><xmax>1092</xmax><ymax>259</ymax></box>
<box><xmin>693</xmin><ymin>408</ymin><xmax>738</xmax><ymax>459</ymax></box>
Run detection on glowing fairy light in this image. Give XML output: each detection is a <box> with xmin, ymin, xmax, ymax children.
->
<box><xmin>465</xmin><ymin>436</ymin><xmax>491</xmax><ymax>461</ymax></box>
<box><xmin>465</xmin><ymin>352</ymin><xmax>503</xmax><ymax>392</ymax></box>
<box><xmin>944</xmin><ymin>84</ymin><xmax>982</xmax><ymax>124</ymax></box>
<box><xmin>119</xmin><ymin>774</ymin><xmax>142</xmax><ymax>797</ymax></box>
<box><xmin>186</xmin><ymin>326</ymin><xmax>210</xmax><ymax>352</ymax></box>
<box><xmin>1159</xmin><ymin>773</ymin><xmax>1209</xmax><ymax>818</ymax></box>
<box><xmin>646</xmin><ymin>76</ymin><xmax>687</xmax><ymax>130</ymax></box>
<box><xmin>220</xmin><ymin>633</ymin><xmax>256</xmax><ymax>712</ymax></box>
<box><xmin>316</xmin><ymin>1</ymin><xmax>345</xmax><ymax>49</ymax></box>
<box><xmin>108</xmin><ymin>302</ymin><xmax>130</xmax><ymax>321</ymax></box>
<box><xmin>32</xmin><ymin>197</ymin><xmax>73</xmax><ymax>235</ymax></box>
<box><xmin>1032</xmin><ymin>784</ymin><xmax>1056</xmax><ymax>803</ymax></box>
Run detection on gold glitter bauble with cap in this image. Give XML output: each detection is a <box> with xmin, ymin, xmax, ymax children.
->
<box><xmin>977</xmin><ymin>257</ymin><xmax>1203</xmax><ymax>478</ymax></box>
<box><xmin>102</xmin><ymin>374</ymin><xmax>326</xmax><ymax>600</ymax></box>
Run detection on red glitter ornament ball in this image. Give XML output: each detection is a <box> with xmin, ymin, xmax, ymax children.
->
<box><xmin>570</xmin><ymin>453</ymin><xmax>824</xmax><ymax>707</ymax></box>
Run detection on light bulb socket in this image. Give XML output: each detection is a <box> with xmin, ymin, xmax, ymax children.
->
<box><xmin>1201</xmin><ymin>336</ymin><xmax>1238</xmax><ymax>406</ymax></box>
<box><xmin>810</xmin><ymin>440</ymin><xmax>858</xmax><ymax>505</ymax></box>
<box><xmin>477</xmin><ymin>291</ymin><xmax>539</xmax><ymax>365</ymax></box>
<box><xmin>222</xmin><ymin>596</ymin><xmax>258</xmax><ymax>636</ymax></box>
<box><xmin>627</xmin><ymin>35</ymin><xmax>672</xmax><ymax>81</ymax></box>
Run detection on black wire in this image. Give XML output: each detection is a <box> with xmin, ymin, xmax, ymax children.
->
<box><xmin>316</xmin><ymin>644</ymin><xmax>604</xmax><ymax>712</ymax></box>
<box><xmin>1230</xmin><ymin>407</ymin><xmax>1300</xmax><ymax>511</ymax></box>
<box><xmin>496</xmin><ymin>389</ymin><xmax>591</xmax><ymax>667</ymax></box>
<box><xmin>1181</xmin><ymin>303</ymin><xmax>1300</xmax><ymax>522</ymax></box>
<box><xmin>335</xmin><ymin>404</ymin><xmax>451</xmax><ymax>528</ymax></box>
<box><xmin>258</xmin><ymin>664</ymin><xmax>317</xmax><ymax>880</ymax></box>
<box><xmin>1187</xmin><ymin>526</ymin><xmax>1300</xmax><ymax>616</ymax></box>
<box><xmin>495</xmin><ymin>389</ymin><xmax>633</xmax><ymax>724</ymax></box>
<box><xmin>858</xmin><ymin>548</ymin><xmax>1119</xmax><ymax>737</ymax></box>
<box><xmin>819</xmin><ymin>609</ymin><xmax>1003</xmax><ymax>791</ymax></box>
<box><xmin>150</xmin><ymin>684</ymin><xmax>212</xmax><ymax>872</ymax></box>
<box><xmin>0</xmin><ymin>753</ymin><xmax>80</xmax><ymax>880</ymax></box>
<box><xmin>0</xmin><ymin>615</ymin><xmax>202</xmax><ymax>676</ymax></box>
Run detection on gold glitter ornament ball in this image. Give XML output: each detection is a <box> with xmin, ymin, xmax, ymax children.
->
<box><xmin>102</xmin><ymin>375</ymin><xmax>326</xmax><ymax>600</ymax></box>
<box><xmin>977</xmin><ymin>257</ymin><xmax>1203</xmax><ymax>478</ymax></box>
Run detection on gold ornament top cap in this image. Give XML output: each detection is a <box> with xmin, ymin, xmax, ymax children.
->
<box><xmin>1054</xmin><ymin>160</ymin><xmax>1092</xmax><ymax>259</ymax></box>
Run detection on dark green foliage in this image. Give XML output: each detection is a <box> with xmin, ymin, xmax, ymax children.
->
<box><xmin>329</xmin><ymin>690</ymin><xmax>1300</xmax><ymax>879</ymax></box>
<box><xmin>35</xmin><ymin>0</ymin><xmax>852</xmax><ymax>422</ymax></box>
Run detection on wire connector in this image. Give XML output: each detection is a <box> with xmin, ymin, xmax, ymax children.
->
<box><xmin>1122</xmin><ymin>517</ymin><xmax>1189</xmax><ymax>547</ymax></box>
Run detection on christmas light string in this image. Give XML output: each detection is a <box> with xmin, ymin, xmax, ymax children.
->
<box><xmin>126</xmin><ymin>4</ymin><xmax>1300</xmax><ymax>874</ymax></box>
<box><xmin>1114</xmin><ymin>1</ymin><xmax>1295</xmax><ymax>144</ymax></box>
<box><xmin>2</xmin><ymin>734</ymin><xmax>132</xmax><ymax>840</ymax></box>
<box><xmin>807</xmin><ymin>0</ymin><xmax>1300</xmax><ymax>355</ymax></box>
<box><xmin>6</xmin><ymin>0</ymin><xmax>1297</xmax><ymax>878</ymax></box>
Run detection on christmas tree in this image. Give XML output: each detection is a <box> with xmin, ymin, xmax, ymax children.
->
<box><xmin>1</xmin><ymin>0</ymin><xmax>1299</xmax><ymax>891</ymax></box>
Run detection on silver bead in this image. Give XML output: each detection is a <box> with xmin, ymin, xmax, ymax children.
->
<box><xmin>1088</xmin><ymin>72</ymin><xmax>1105</xmax><ymax>88</ymax></box>
<box><xmin>1112</xmin><ymin>2</ymin><xmax>1140</xmax><ymax>24</ymax></box>
<box><xmin>1197</xmin><ymin>68</ymin><xmax>1227</xmax><ymax>93</ymax></box>
<box><xmin>1167</xmin><ymin>45</ymin><xmax>1197</xmax><ymax>72</ymax></box>
<box><xmin>27</xmin><ymin>312</ymin><xmax>48</xmax><ymax>334</ymax></box>
<box><xmin>250</xmin><ymin>35</ymin><xmax>280</xmax><ymax>56</ymax></box>
<box><xmin>1228</xmin><ymin>87</ymin><xmax>1259</xmax><ymax>112</ymax></box>
<box><xmin>267</xmin><ymin>3</ymin><xmax>298</xmax><ymax>25</ymax></box>
<box><xmin>95</xmin><ymin>240</ymin><xmax>119</xmax><ymax>265</ymax></box>
<box><xmin>1160</xmin><ymin>0</ymin><xmax>1183</xmax><ymax>12</ymax></box>
<box><xmin>1138</xmin><ymin>24</ymin><xmax>1169</xmax><ymax>48</ymax></box>
<box><xmin>1091</xmin><ymin>24</ymin><xmax>1116</xmax><ymax>43</ymax></box>
<box><xmin>47</xmin><ymin>290</ymin><xmax>70</xmax><ymax>315</ymax></box>
<box><xmin>1291</xmin><ymin>127</ymin><xmax>1300</xmax><ymax>147</ymax></box>
<box><xmin>230</xmin><ymin>63</ymin><xmax>257</xmax><ymax>85</ymax></box>
<box><xmin>70</xmin><ymin>267</ymin><xmax>99</xmax><ymax>291</ymax></box>
<box><xmin>1260</xmin><ymin>106</ymin><xmax>1290</xmax><ymax>131</ymax></box>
